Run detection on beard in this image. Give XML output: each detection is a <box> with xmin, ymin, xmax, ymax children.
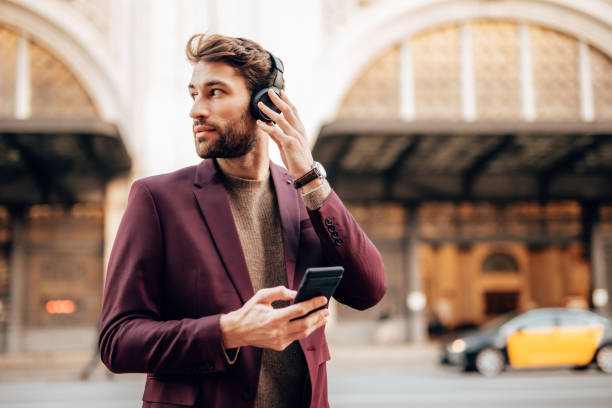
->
<box><xmin>195</xmin><ymin>108</ymin><xmax>257</xmax><ymax>159</ymax></box>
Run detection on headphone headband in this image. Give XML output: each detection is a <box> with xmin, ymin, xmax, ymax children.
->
<box><xmin>249</xmin><ymin>51</ymin><xmax>285</xmax><ymax>121</ymax></box>
<box><xmin>267</xmin><ymin>51</ymin><xmax>284</xmax><ymax>89</ymax></box>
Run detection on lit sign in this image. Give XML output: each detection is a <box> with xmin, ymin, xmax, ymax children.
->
<box><xmin>45</xmin><ymin>299</ymin><xmax>76</xmax><ymax>314</ymax></box>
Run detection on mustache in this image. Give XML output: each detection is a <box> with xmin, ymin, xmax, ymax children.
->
<box><xmin>193</xmin><ymin>120</ymin><xmax>215</xmax><ymax>128</ymax></box>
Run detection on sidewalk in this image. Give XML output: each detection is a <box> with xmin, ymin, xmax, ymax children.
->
<box><xmin>329</xmin><ymin>342</ymin><xmax>439</xmax><ymax>366</ymax></box>
<box><xmin>0</xmin><ymin>350</ymin><xmax>142</xmax><ymax>383</ymax></box>
<box><xmin>0</xmin><ymin>343</ymin><xmax>440</xmax><ymax>383</ymax></box>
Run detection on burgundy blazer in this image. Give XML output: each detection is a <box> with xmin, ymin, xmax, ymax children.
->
<box><xmin>98</xmin><ymin>159</ymin><xmax>386</xmax><ymax>408</ymax></box>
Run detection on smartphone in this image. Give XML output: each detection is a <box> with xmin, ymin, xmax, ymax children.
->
<box><xmin>290</xmin><ymin>266</ymin><xmax>344</xmax><ymax>321</ymax></box>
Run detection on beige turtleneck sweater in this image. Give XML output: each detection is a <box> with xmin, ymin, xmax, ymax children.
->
<box><xmin>222</xmin><ymin>170</ymin><xmax>330</xmax><ymax>407</ymax></box>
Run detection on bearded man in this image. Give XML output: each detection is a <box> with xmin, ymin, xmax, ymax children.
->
<box><xmin>99</xmin><ymin>33</ymin><xmax>386</xmax><ymax>408</ymax></box>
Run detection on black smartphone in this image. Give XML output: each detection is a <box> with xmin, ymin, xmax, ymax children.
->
<box><xmin>290</xmin><ymin>266</ymin><xmax>344</xmax><ymax>321</ymax></box>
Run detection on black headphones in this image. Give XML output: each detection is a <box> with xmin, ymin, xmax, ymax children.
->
<box><xmin>249</xmin><ymin>51</ymin><xmax>284</xmax><ymax>122</ymax></box>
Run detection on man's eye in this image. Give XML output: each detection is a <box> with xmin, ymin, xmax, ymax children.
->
<box><xmin>211</xmin><ymin>89</ymin><xmax>222</xmax><ymax>97</ymax></box>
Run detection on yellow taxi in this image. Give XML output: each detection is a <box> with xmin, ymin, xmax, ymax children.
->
<box><xmin>440</xmin><ymin>308</ymin><xmax>612</xmax><ymax>376</ymax></box>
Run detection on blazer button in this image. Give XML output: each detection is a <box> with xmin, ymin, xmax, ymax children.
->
<box><xmin>241</xmin><ymin>389</ymin><xmax>255</xmax><ymax>401</ymax></box>
<box><xmin>331</xmin><ymin>231</ymin><xmax>340</xmax><ymax>239</ymax></box>
<box><xmin>334</xmin><ymin>238</ymin><xmax>343</xmax><ymax>246</ymax></box>
<box><xmin>327</xmin><ymin>225</ymin><xmax>336</xmax><ymax>233</ymax></box>
<box><xmin>325</xmin><ymin>218</ymin><xmax>333</xmax><ymax>227</ymax></box>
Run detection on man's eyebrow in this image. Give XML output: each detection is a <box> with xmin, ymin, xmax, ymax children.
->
<box><xmin>188</xmin><ymin>80</ymin><xmax>230</xmax><ymax>91</ymax></box>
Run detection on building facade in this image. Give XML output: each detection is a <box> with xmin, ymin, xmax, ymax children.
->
<box><xmin>317</xmin><ymin>1</ymin><xmax>612</xmax><ymax>342</ymax></box>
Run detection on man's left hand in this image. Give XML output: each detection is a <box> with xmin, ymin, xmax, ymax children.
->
<box><xmin>256</xmin><ymin>90</ymin><xmax>321</xmax><ymax>192</ymax></box>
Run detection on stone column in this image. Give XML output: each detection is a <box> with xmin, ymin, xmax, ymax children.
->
<box><xmin>591</xmin><ymin>213</ymin><xmax>609</xmax><ymax>314</ymax></box>
<box><xmin>103</xmin><ymin>176</ymin><xmax>132</xmax><ymax>283</ymax></box>
<box><xmin>7</xmin><ymin>208</ymin><xmax>26</xmax><ymax>353</ymax></box>
<box><xmin>404</xmin><ymin>205</ymin><xmax>427</xmax><ymax>344</ymax></box>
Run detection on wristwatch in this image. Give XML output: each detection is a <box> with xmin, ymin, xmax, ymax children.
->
<box><xmin>293</xmin><ymin>161</ymin><xmax>327</xmax><ymax>189</ymax></box>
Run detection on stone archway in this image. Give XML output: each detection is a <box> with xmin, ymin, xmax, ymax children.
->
<box><xmin>0</xmin><ymin>0</ymin><xmax>122</xmax><ymax>122</ymax></box>
<box><xmin>0</xmin><ymin>1</ymin><xmax>130</xmax><ymax>355</ymax></box>
<box><xmin>318</xmin><ymin>0</ymin><xmax>612</xmax><ymax>124</ymax></box>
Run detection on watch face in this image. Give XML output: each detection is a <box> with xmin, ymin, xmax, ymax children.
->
<box><xmin>314</xmin><ymin>162</ymin><xmax>327</xmax><ymax>178</ymax></box>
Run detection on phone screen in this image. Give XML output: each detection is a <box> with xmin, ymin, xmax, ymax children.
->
<box><xmin>291</xmin><ymin>266</ymin><xmax>343</xmax><ymax>320</ymax></box>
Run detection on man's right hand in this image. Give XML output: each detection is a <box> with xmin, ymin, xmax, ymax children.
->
<box><xmin>219</xmin><ymin>286</ymin><xmax>330</xmax><ymax>351</ymax></box>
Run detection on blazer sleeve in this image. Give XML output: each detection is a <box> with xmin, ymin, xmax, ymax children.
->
<box><xmin>98</xmin><ymin>180</ymin><xmax>228</xmax><ymax>376</ymax></box>
<box><xmin>306</xmin><ymin>189</ymin><xmax>387</xmax><ymax>310</ymax></box>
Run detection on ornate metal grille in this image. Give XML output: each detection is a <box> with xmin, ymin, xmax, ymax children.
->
<box><xmin>412</xmin><ymin>24</ymin><xmax>462</xmax><ymax>120</ymax></box>
<box><xmin>29</xmin><ymin>40</ymin><xmax>98</xmax><ymax>118</ymax></box>
<box><xmin>337</xmin><ymin>46</ymin><xmax>400</xmax><ymax>119</ymax></box>
<box><xmin>335</xmin><ymin>21</ymin><xmax>612</xmax><ymax>122</ymax></box>
<box><xmin>472</xmin><ymin>21</ymin><xmax>521</xmax><ymax>120</ymax></box>
<box><xmin>530</xmin><ymin>25</ymin><xmax>580</xmax><ymax>120</ymax></box>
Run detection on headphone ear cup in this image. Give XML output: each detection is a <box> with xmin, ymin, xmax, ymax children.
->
<box><xmin>250</xmin><ymin>87</ymin><xmax>281</xmax><ymax>121</ymax></box>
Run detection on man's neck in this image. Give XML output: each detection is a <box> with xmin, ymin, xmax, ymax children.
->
<box><xmin>216</xmin><ymin>136</ymin><xmax>270</xmax><ymax>180</ymax></box>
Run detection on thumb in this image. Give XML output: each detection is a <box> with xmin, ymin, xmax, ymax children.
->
<box><xmin>255</xmin><ymin>286</ymin><xmax>297</xmax><ymax>305</ymax></box>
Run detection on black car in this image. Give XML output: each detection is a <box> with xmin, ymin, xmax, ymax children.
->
<box><xmin>439</xmin><ymin>308</ymin><xmax>612</xmax><ymax>376</ymax></box>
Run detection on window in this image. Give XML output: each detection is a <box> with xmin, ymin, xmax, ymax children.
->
<box><xmin>482</xmin><ymin>252</ymin><xmax>519</xmax><ymax>272</ymax></box>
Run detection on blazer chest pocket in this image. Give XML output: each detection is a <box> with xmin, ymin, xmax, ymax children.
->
<box><xmin>143</xmin><ymin>377</ymin><xmax>199</xmax><ymax>406</ymax></box>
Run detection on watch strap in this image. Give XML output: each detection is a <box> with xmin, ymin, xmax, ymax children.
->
<box><xmin>294</xmin><ymin>167</ymin><xmax>319</xmax><ymax>189</ymax></box>
<box><xmin>294</xmin><ymin>162</ymin><xmax>325</xmax><ymax>189</ymax></box>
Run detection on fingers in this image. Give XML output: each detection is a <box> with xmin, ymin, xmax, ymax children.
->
<box><xmin>243</xmin><ymin>293</ymin><xmax>330</xmax><ymax>351</ymax></box>
<box><xmin>253</xmin><ymin>286</ymin><xmax>297</xmax><ymax>305</ymax></box>
<box><xmin>256</xmin><ymin>119</ymin><xmax>290</xmax><ymax>146</ymax></box>
<box><xmin>269</xmin><ymin>307</ymin><xmax>330</xmax><ymax>351</ymax></box>
<box><xmin>269</xmin><ymin>89</ymin><xmax>299</xmax><ymax>124</ymax></box>
<box><xmin>255</xmin><ymin>113</ymin><xmax>307</xmax><ymax>162</ymax></box>
<box><xmin>278</xmin><ymin>90</ymin><xmax>304</xmax><ymax>130</ymax></box>
<box><xmin>286</xmin><ymin>307</ymin><xmax>330</xmax><ymax>340</ymax></box>
<box><xmin>257</xmin><ymin>101</ymin><xmax>295</xmax><ymax>137</ymax></box>
<box><xmin>279</xmin><ymin>90</ymin><xmax>296</xmax><ymax>111</ymax></box>
<box><xmin>268</xmin><ymin>88</ymin><xmax>290</xmax><ymax>113</ymax></box>
<box><xmin>255</xmin><ymin>89</ymin><xmax>314</xmax><ymax>181</ymax></box>
<box><xmin>275</xmin><ymin>295</ymin><xmax>328</xmax><ymax>321</ymax></box>
<box><xmin>258</xmin><ymin>89</ymin><xmax>305</xmax><ymax>135</ymax></box>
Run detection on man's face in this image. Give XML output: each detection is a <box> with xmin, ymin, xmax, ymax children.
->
<box><xmin>188</xmin><ymin>61</ymin><xmax>257</xmax><ymax>159</ymax></box>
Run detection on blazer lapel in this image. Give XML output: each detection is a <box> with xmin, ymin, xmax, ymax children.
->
<box><xmin>270</xmin><ymin>162</ymin><xmax>300</xmax><ymax>289</ymax></box>
<box><xmin>193</xmin><ymin>159</ymin><xmax>254</xmax><ymax>303</ymax></box>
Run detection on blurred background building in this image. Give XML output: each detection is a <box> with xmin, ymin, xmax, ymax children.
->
<box><xmin>0</xmin><ymin>0</ymin><xmax>612</xmax><ymax>371</ymax></box>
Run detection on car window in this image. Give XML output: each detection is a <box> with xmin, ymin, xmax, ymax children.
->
<box><xmin>504</xmin><ymin>311</ymin><xmax>555</xmax><ymax>331</ymax></box>
<box><xmin>482</xmin><ymin>312</ymin><xmax>520</xmax><ymax>329</ymax></box>
<box><xmin>519</xmin><ymin>316</ymin><xmax>556</xmax><ymax>330</ymax></box>
<box><xmin>559</xmin><ymin>311</ymin><xmax>606</xmax><ymax>327</ymax></box>
<box><xmin>558</xmin><ymin>314</ymin><xmax>589</xmax><ymax>327</ymax></box>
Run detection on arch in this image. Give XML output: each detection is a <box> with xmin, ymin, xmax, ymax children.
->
<box><xmin>0</xmin><ymin>0</ymin><xmax>122</xmax><ymax>122</ymax></box>
<box><xmin>316</xmin><ymin>0</ymin><xmax>612</xmax><ymax>127</ymax></box>
<box><xmin>472</xmin><ymin>243</ymin><xmax>529</xmax><ymax>279</ymax></box>
<box><xmin>482</xmin><ymin>252</ymin><xmax>520</xmax><ymax>273</ymax></box>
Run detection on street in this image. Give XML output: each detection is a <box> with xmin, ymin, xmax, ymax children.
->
<box><xmin>0</xmin><ymin>345</ymin><xmax>611</xmax><ymax>407</ymax></box>
<box><xmin>328</xmin><ymin>360</ymin><xmax>612</xmax><ymax>408</ymax></box>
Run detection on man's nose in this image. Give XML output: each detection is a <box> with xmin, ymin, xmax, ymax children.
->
<box><xmin>189</xmin><ymin>99</ymin><xmax>210</xmax><ymax>120</ymax></box>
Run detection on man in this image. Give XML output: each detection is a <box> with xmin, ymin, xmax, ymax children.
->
<box><xmin>98</xmin><ymin>33</ymin><xmax>386</xmax><ymax>408</ymax></box>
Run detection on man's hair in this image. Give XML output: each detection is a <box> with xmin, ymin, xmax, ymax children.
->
<box><xmin>185</xmin><ymin>33</ymin><xmax>284</xmax><ymax>95</ymax></box>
